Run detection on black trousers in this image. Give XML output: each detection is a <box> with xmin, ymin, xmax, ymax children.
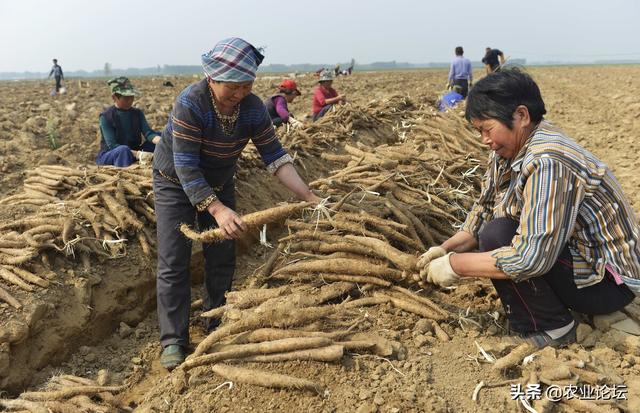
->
<box><xmin>452</xmin><ymin>78</ymin><xmax>469</xmax><ymax>98</ymax></box>
<box><xmin>54</xmin><ymin>76</ymin><xmax>62</xmax><ymax>92</ymax></box>
<box><xmin>313</xmin><ymin>104</ymin><xmax>333</xmax><ymax>121</ymax></box>
<box><xmin>479</xmin><ymin>218</ymin><xmax>635</xmax><ymax>334</ymax></box>
<box><xmin>153</xmin><ymin>171</ymin><xmax>236</xmax><ymax>348</ymax></box>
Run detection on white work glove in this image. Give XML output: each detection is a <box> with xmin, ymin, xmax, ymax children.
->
<box><xmin>289</xmin><ymin>117</ymin><xmax>303</xmax><ymax>129</ymax></box>
<box><xmin>137</xmin><ymin>151</ymin><xmax>154</xmax><ymax>166</ymax></box>
<box><xmin>423</xmin><ymin>252</ymin><xmax>461</xmax><ymax>287</ymax></box>
<box><xmin>417</xmin><ymin>246</ymin><xmax>447</xmax><ymax>269</ymax></box>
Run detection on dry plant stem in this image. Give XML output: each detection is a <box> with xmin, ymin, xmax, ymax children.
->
<box><xmin>210</xmin><ymin>364</ymin><xmax>323</xmax><ymax>393</ymax></box>
<box><xmin>181</xmin><ymin>202</ymin><xmax>310</xmax><ymax>243</ymax></box>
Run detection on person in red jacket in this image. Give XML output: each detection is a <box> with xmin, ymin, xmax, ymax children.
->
<box><xmin>312</xmin><ymin>69</ymin><xmax>346</xmax><ymax>121</ymax></box>
<box><xmin>264</xmin><ymin>79</ymin><xmax>302</xmax><ymax>127</ymax></box>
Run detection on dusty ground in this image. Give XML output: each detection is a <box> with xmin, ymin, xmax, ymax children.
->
<box><xmin>0</xmin><ymin>66</ymin><xmax>639</xmax><ymax>412</ymax></box>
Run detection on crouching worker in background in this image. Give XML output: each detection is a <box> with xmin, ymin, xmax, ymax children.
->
<box><xmin>312</xmin><ymin>69</ymin><xmax>346</xmax><ymax>121</ymax></box>
<box><xmin>438</xmin><ymin>85</ymin><xmax>465</xmax><ymax>112</ymax></box>
<box><xmin>417</xmin><ymin>68</ymin><xmax>639</xmax><ymax>348</ymax></box>
<box><xmin>96</xmin><ymin>77</ymin><xmax>161</xmax><ymax>167</ymax></box>
<box><xmin>264</xmin><ymin>79</ymin><xmax>303</xmax><ymax>128</ymax></box>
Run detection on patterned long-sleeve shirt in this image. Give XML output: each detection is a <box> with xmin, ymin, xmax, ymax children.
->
<box><xmin>152</xmin><ymin>79</ymin><xmax>291</xmax><ymax>206</ymax></box>
<box><xmin>461</xmin><ymin>120</ymin><xmax>640</xmax><ymax>292</ymax></box>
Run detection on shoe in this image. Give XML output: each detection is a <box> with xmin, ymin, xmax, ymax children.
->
<box><xmin>520</xmin><ymin>322</ymin><xmax>578</xmax><ymax>349</ymax></box>
<box><xmin>160</xmin><ymin>344</ymin><xmax>185</xmax><ymax>370</ymax></box>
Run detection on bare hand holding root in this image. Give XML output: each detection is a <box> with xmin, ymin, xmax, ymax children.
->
<box><xmin>207</xmin><ymin>201</ymin><xmax>247</xmax><ymax>239</ymax></box>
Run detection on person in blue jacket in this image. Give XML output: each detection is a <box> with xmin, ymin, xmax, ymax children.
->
<box><xmin>96</xmin><ymin>77</ymin><xmax>161</xmax><ymax>167</ymax></box>
<box><xmin>438</xmin><ymin>85</ymin><xmax>465</xmax><ymax>112</ymax></box>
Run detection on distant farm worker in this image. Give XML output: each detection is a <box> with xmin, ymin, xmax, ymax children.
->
<box><xmin>482</xmin><ymin>47</ymin><xmax>505</xmax><ymax>74</ymax></box>
<box><xmin>437</xmin><ymin>85</ymin><xmax>465</xmax><ymax>112</ymax></box>
<box><xmin>447</xmin><ymin>46</ymin><xmax>473</xmax><ymax>98</ymax></box>
<box><xmin>347</xmin><ymin>58</ymin><xmax>355</xmax><ymax>75</ymax></box>
<box><xmin>152</xmin><ymin>37</ymin><xmax>320</xmax><ymax>370</ymax></box>
<box><xmin>312</xmin><ymin>69</ymin><xmax>346</xmax><ymax>121</ymax></box>
<box><xmin>264</xmin><ymin>79</ymin><xmax>303</xmax><ymax>127</ymax></box>
<box><xmin>96</xmin><ymin>77</ymin><xmax>160</xmax><ymax>167</ymax></box>
<box><xmin>417</xmin><ymin>68</ymin><xmax>639</xmax><ymax>348</ymax></box>
<box><xmin>48</xmin><ymin>58</ymin><xmax>64</xmax><ymax>93</ymax></box>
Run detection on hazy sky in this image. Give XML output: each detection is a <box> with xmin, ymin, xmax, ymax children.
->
<box><xmin>1</xmin><ymin>0</ymin><xmax>639</xmax><ymax>72</ymax></box>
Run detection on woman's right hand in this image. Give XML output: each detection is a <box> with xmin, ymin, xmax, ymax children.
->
<box><xmin>207</xmin><ymin>201</ymin><xmax>247</xmax><ymax>239</ymax></box>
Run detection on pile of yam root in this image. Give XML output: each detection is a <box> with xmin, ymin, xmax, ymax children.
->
<box><xmin>0</xmin><ymin>164</ymin><xmax>155</xmax><ymax>309</ymax></box>
<box><xmin>0</xmin><ymin>370</ymin><xmax>129</xmax><ymax>412</ymax></box>
<box><xmin>178</xmin><ymin>97</ymin><xmax>638</xmax><ymax>413</ymax></box>
<box><xmin>472</xmin><ymin>335</ymin><xmax>640</xmax><ymax>412</ymax></box>
<box><xmin>176</xmin><ymin>101</ymin><xmax>487</xmax><ymax>393</ymax></box>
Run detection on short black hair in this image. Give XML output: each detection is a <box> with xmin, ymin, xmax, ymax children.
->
<box><xmin>455</xmin><ymin>46</ymin><xmax>463</xmax><ymax>56</ymax></box>
<box><xmin>465</xmin><ymin>67</ymin><xmax>546</xmax><ymax>129</ymax></box>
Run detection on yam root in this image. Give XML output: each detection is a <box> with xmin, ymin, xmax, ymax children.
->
<box><xmin>242</xmin><ymin>344</ymin><xmax>344</xmax><ymax>363</ymax></box>
<box><xmin>184</xmin><ymin>336</ymin><xmax>332</xmax><ymax>370</ymax></box>
<box><xmin>210</xmin><ymin>363</ymin><xmax>323</xmax><ymax>393</ymax></box>
<box><xmin>20</xmin><ymin>385</ymin><xmax>124</xmax><ymax>401</ymax></box>
<box><xmin>181</xmin><ymin>202</ymin><xmax>310</xmax><ymax>243</ymax></box>
<box><xmin>274</xmin><ymin>258</ymin><xmax>402</xmax><ymax>280</ymax></box>
<box><xmin>345</xmin><ymin>235</ymin><xmax>418</xmax><ymax>271</ymax></box>
<box><xmin>492</xmin><ymin>343</ymin><xmax>535</xmax><ymax>371</ymax></box>
<box><xmin>192</xmin><ymin>305</ymin><xmax>337</xmax><ymax>357</ymax></box>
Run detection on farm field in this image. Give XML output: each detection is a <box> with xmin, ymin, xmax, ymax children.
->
<box><xmin>0</xmin><ymin>66</ymin><xmax>639</xmax><ymax>412</ymax></box>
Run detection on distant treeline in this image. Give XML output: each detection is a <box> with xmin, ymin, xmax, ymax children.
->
<box><xmin>14</xmin><ymin>58</ymin><xmax>639</xmax><ymax>80</ymax></box>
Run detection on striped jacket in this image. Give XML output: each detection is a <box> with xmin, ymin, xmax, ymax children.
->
<box><xmin>462</xmin><ymin>120</ymin><xmax>640</xmax><ymax>292</ymax></box>
<box><xmin>152</xmin><ymin>79</ymin><xmax>290</xmax><ymax>206</ymax></box>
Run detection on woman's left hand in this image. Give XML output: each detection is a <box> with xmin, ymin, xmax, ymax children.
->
<box><xmin>421</xmin><ymin>253</ymin><xmax>461</xmax><ymax>287</ymax></box>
